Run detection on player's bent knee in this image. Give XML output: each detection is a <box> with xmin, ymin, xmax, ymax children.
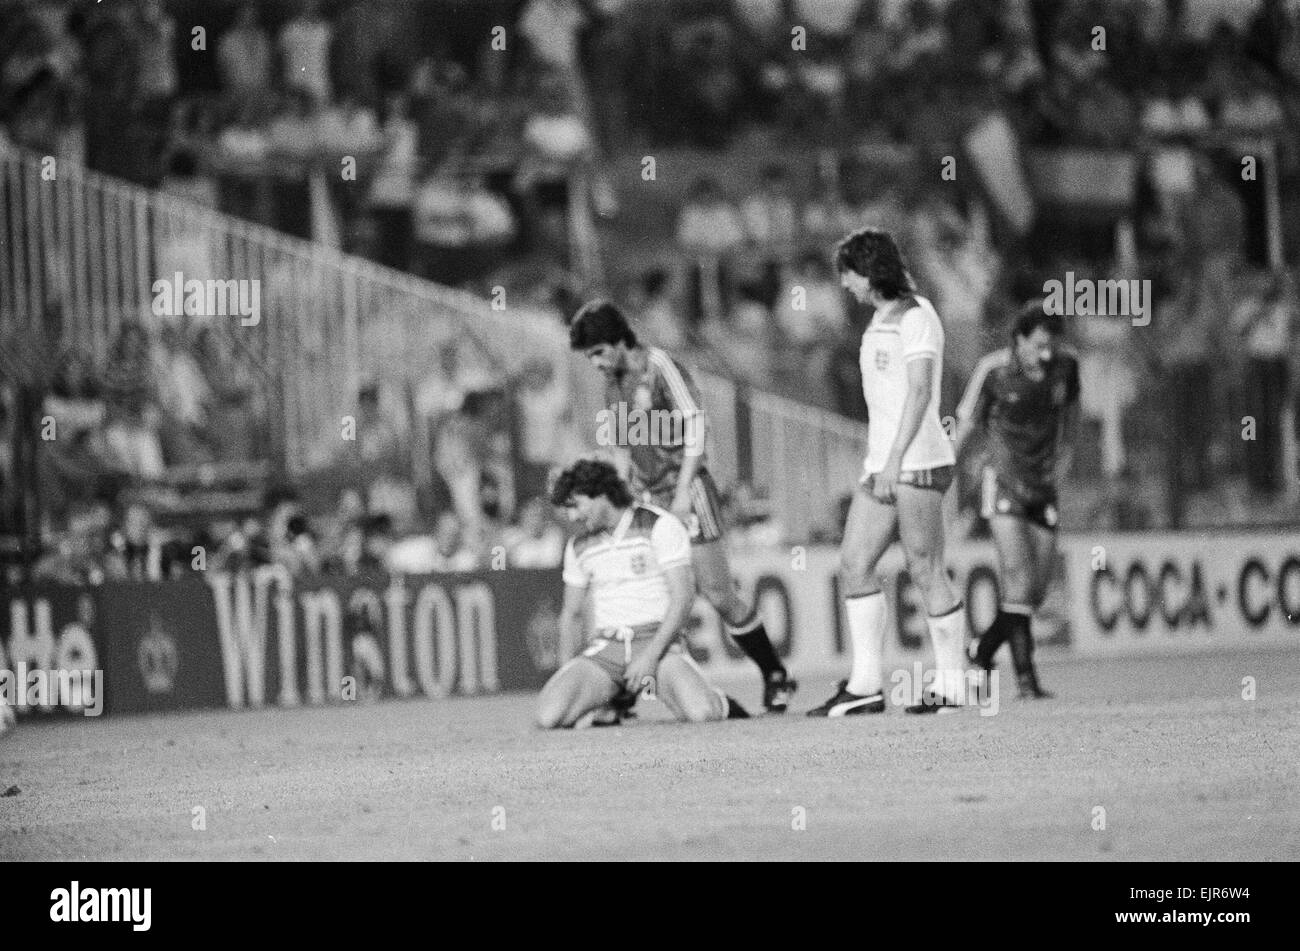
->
<box><xmin>535</xmin><ymin>703</ymin><xmax>569</xmax><ymax>730</ymax></box>
<box><xmin>678</xmin><ymin>694</ymin><xmax>725</xmax><ymax>723</ymax></box>
<box><xmin>535</xmin><ymin>689</ymin><xmax>576</xmax><ymax>729</ymax></box>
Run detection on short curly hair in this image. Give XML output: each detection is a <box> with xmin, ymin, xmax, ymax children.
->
<box><xmin>549</xmin><ymin>458</ymin><xmax>634</xmax><ymax>508</ymax></box>
<box><xmin>1011</xmin><ymin>299</ymin><xmax>1064</xmax><ymax>341</ymax></box>
<box><xmin>834</xmin><ymin>227</ymin><xmax>914</xmax><ymax>300</ymax></box>
<box><xmin>569</xmin><ymin>299</ymin><xmax>638</xmax><ymax>351</ymax></box>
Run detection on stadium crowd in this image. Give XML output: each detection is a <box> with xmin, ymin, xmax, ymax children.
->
<box><xmin>2</xmin><ymin>0</ymin><xmax>1299</xmax><ymax>582</ymax></box>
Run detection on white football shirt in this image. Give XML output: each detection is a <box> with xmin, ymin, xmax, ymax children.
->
<box><xmin>859</xmin><ymin>295</ymin><xmax>956</xmax><ymax>475</ymax></box>
<box><xmin>562</xmin><ymin>503</ymin><xmax>692</xmax><ymax>630</ymax></box>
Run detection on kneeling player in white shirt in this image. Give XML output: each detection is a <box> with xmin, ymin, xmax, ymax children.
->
<box><xmin>808</xmin><ymin>228</ymin><xmax>969</xmax><ymax>716</ymax></box>
<box><xmin>536</xmin><ymin>459</ymin><xmax>747</xmax><ymax>728</ymax></box>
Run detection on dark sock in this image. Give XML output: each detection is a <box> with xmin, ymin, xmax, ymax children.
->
<box><xmin>731</xmin><ymin>623</ymin><xmax>784</xmax><ymax>678</ymax></box>
<box><xmin>1006</xmin><ymin>612</ymin><xmax>1034</xmax><ymax>677</ymax></box>
<box><xmin>974</xmin><ymin>611</ymin><xmax>1012</xmax><ymax>668</ymax></box>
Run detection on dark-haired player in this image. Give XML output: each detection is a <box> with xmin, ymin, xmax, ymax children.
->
<box><xmin>954</xmin><ymin>302</ymin><xmax>1079</xmax><ymax>699</ymax></box>
<box><xmin>568</xmin><ymin>300</ymin><xmax>796</xmax><ymax>712</ymax></box>
<box><xmin>808</xmin><ymin>228</ymin><xmax>968</xmax><ymax>716</ymax></box>
<box><xmin>535</xmin><ymin>459</ymin><xmax>747</xmax><ymax>728</ymax></box>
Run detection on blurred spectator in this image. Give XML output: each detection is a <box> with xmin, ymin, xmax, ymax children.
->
<box><xmin>1245</xmin><ymin>0</ymin><xmax>1291</xmax><ymax>76</ymax></box>
<box><xmin>630</xmin><ymin>268</ymin><xmax>688</xmax><ymax>350</ymax></box>
<box><xmin>667</xmin><ymin>15</ymin><xmax>747</xmax><ymax>147</ymax></box>
<box><xmin>774</xmin><ymin>252</ymin><xmax>846</xmax><ymax>404</ymax></box>
<box><xmin>431</xmin><ymin>509</ymin><xmax>481</xmax><ymax>571</ymax></box>
<box><xmin>279</xmin><ymin>0</ymin><xmax>334</xmax><ymax>106</ymax></box>
<box><xmin>793</xmin><ymin>0</ymin><xmax>862</xmax><ymax>39</ymax></box>
<box><xmin>101</xmin><ymin>323</ymin><xmax>164</xmax><ymax>479</ymax></box>
<box><xmin>1139</xmin><ymin>76</ymin><xmax>1212</xmax><ymax>138</ymax></box>
<box><xmin>1090</xmin><ymin>464</ymin><xmax>1155</xmax><ymax>531</ymax></box>
<box><xmin>702</xmin><ymin>283</ymin><xmax>774</xmax><ymax>385</ymax></box>
<box><xmin>723</xmin><ymin>481</ymin><xmax>782</xmax><ymax>548</ymax></box>
<box><xmin>367</xmin><ymin>93</ymin><xmax>419</xmax><ymax>271</ymax></box>
<box><xmin>1077</xmin><ymin>303</ymin><xmax>1139</xmax><ymax>480</ymax></box>
<box><xmin>889</xmin><ymin>0</ymin><xmax>950</xmax><ymax>76</ymax></box>
<box><xmin>677</xmin><ymin>177</ymin><xmax>746</xmax><ymax>331</ymax></box>
<box><xmin>267</xmin><ymin>86</ymin><xmax>320</xmax><ymax>160</ymax></box>
<box><xmin>504</xmin><ymin>497</ymin><xmax>565</xmax><ymax>567</ymax></box>
<box><xmin>109</xmin><ymin>503</ymin><xmax>159</xmax><ymax>581</ymax></box>
<box><xmin>1152</xmin><ymin>260</ymin><xmax>1230</xmax><ymax>497</ymax></box>
<box><xmin>355</xmin><ymin>383</ymin><xmax>405</xmax><ymax>468</ymax></box>
<box><xmin>134</xmin><ymin>0</ymin><xmax>178</xmax><ymax>110</ymax></box>
<box><xmin>319</xmin><ymin>488</ymin><xmax>366</xmax><ymax>574</ymax></box>
<box><xmin>33</xmin><ymin>501</ymin><xmax>113</xmax><ymax>585</ymax></box>
<box><xmin>513</xmin><ymin>356</ymin><xmax>571</xmax><ymax>501</ymax></box>
<box><xmin>218</xmin><ymin>4</ymin><xmax>273</xmax><ymax>104</ymax></box>
<box><xmin>474</xmin><ymin>470</ymin><xmax>510</xmax><ymax>551</ymax></box>
<box><xmin>252</xmin><ymin>487</ymin><xmax>319</xmax><ymax>575</ymax></box>
<box><xmin>1073</xmin><ymin>76</ymin><xmax>1139</xmax><ymax>147</ymax></box>
<box><xmin>353</xmin><ymin>513</ymin><xmax>392</xmax><ymax>571</ymax></box>
<box><xmin>1215</xmin><ymin>66</ymin><xmax>1285</xmax><ymax>132</ymax></box>
<box><xmin>845</xmin><ymin>0</ymin><xmax>892</xmax><ymax>94</ymax></box>
<box><xmin>516</xmin><ymin>71</ymin><xmax>595</xmax><ymax>260</ymax></box>
<box><xmin>194</xmin><ymin>325</ymin><xmax>264</xmax><ymax>463</ymax></box>
<box><xmin>386</xmin><ymin>510</ymin><xmax>480</xmax><ymax>574</ymax></box>
<box><xmin>1232</xmin><ymin>269</ymin><xmax>1295</xmax><ymax>496</ymax></box>
<box><xmin>520</xmin><ymin>0</ymin><xmax>588</xmax><ymax>79</ymax></box>
<box><xmin>412</xmin><ymin>168</ymin><xmax>517</xmax><ymax>284</ymax></box>
<box><xmin>216</xmin><ymin>99</ymin><xmax>272</xmax><ymax>162</ymax></box>
<box><xmin>742</xmin><ymin>163</ymin><xmax>800</xmax><ymax>308</ymax></box>
<box><xmin>317</xmin><ymin>94</ymin><xmax>381</xmax><ymax>155</ymax></box>
<box><xmin>151</xmin><ymin>321</ymin><xmax>213</xmax><ymax>467</ymax></box>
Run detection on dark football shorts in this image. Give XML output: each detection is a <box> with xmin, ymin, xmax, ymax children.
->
<box><xmin>980</xmin><ymin>467</ymin><xmax>1059</xmax><ymax>531</ymax></box>
<box><xmin>638</xmin><ymin>469</ymin><xmax>726</xmax><ymax>543</ymax></box>
<box><xmin>861</xmin><ymin>464</ymin><xmax>955</xmax><ymax>499</ymax></box>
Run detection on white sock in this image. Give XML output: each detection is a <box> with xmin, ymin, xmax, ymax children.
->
<box><xmin>927</xmin><ymin>604</ymin><xmax>968</xmax><ymax>702</ymax></box>
<box><xmin>846</xmin><ymin>592</ymin><xmax>888</xmax><ymax>695</ymax></box>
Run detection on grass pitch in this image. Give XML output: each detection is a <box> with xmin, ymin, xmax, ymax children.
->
<box><xmin>2</xmin><ymin>647</ymin><xmax>1298</xmax><ymax>861</ymax></box>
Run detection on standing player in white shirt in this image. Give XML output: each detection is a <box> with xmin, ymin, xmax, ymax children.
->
<box><xmin>808</xmin><ymin>228</ymin><xmax>969</xmax><ymax>716</ymax></box>
<box><xmin>535</xmin><ymin>459</ymin><xmax>748</xmax><ymax>728</ymax></box>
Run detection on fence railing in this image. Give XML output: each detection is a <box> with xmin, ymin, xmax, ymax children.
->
<box><xmin>0</xmin><ymin>145</ymin><xmax>866</xmax><ymax>541</ymax></box>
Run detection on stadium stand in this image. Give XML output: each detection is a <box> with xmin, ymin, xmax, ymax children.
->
<box><xmin>2</xmin><ymin>0</ymin><xmax>1299</xmax><ymax>587</ymax></box>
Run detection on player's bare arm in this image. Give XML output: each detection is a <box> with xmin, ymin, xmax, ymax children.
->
<box><xmin>612</xmin><ymin>445</ymin><xmax>633</xmax><ymax>482</ymax></box>
<box><xmin>676</xmin><ymin>426</ymin><xmax>707</xmax><ymax>524</ymax></box>
<box><xmin>875</xmin><ymin>356</ymin><xmax>934</xmax><ymax>503</ymax></box>
<box><xmin>952</xmin><ymin>411</ymin><xmax>979</xmax><ymax>464</ymax></box>
<box><xmin>1055</xmin><ymin>401</ymin><xmax>1079</xmax><ymax>486</ymax></box>
<box><xmin>558</xmin><ymin>582</ymin><xmax>588</xmax><ymax>661</ymax></box>
<box><xmin>624</xmin><ymin>562</ymin><xmax>694</xmax><ymax>694</ymax></box>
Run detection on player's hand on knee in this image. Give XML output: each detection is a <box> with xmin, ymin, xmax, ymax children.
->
<box><xmin>624</xmin><ymin>652</ymin><xmax>659</xmax><ymax>699</ymax></box>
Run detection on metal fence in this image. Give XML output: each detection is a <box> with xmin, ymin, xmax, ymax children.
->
<box><xmin>0</xmin><ymin>145</ymin><xmax>865</xmax><ymax>540</ymax></box>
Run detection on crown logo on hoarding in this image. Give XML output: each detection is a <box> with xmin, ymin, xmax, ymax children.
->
<box><xmin>137</xmin><ymin>615</ymin><xmax>179</xmax><ymax>695</ymax></box>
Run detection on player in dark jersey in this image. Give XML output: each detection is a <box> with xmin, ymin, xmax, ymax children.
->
<box><xmin>568</xmin><ymin>300</ymin><xmax>796</xmax><ymax>712</ymax></box>
<box><xmin>954</xmin><ymin>302</ymin><xmax>1079</xmax><ymax>699</ymax></box>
